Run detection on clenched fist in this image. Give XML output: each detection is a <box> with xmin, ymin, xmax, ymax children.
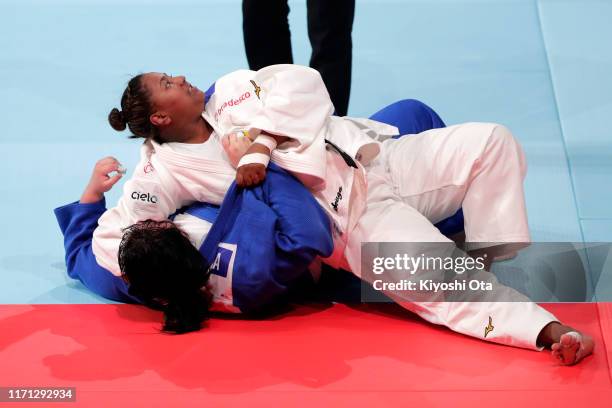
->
<box><xmin>236</xmin><ymin>163</ymin><xmax>266</xmax><ymax>187</ymax></box>
<box><xmin>80</xmin><ymin>157</ymin><xmax>125</xmax><ymax>203</ymax></box>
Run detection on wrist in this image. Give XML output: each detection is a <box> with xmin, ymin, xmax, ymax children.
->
<box><xmin>253</xmin><ymin>134</ymin><xmax>278</xmax><ymax>152</ymax></box>
<box><xmin>238</xmin><ymin>152</ymin><xmax>270</xmax><ymax>168</ymax></box>
<box><xmin>80</xmin><ymin>189</ymin><xmax>104</xmax><ymax>204</ymax></box>
<box><xmin>537</xmin><ymin>321</ymin><xmax>567</xmax><ymax>348</ymax></box>
<box><xmin>247</xmin><ymin>142</ymin><xmax>273</xmax><ymax>156</ymax></box>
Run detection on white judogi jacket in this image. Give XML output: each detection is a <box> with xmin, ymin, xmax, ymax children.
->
<box><xmin>93</xmin><ymin>64</ymin><xmax>399</xmax><ymax>276</ymax></box>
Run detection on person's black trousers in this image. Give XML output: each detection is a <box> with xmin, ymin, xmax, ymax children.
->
<box><xmin>242</xmin><ymin>0</ymin><xmax>355</xmax><ymax>116</ymax></box>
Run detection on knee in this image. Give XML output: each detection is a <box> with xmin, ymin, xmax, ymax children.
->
<box><xmin>490</xmin><ymin>124</ymin><xmax>516</xmax><ymax>143</ymax></box>
<box><xmin>488</xmin><ymin>124</ymin><xmax>527</xmax><ymax>171</ymax></box>
<box><xmin>396</xmin><ymin>99</ymin><xmax>434</xmax><ymax>115</ymax></box>
<box><xmin>402</xmin><ymin>99</ymin><xmax>445</xmax><ymax>129</ymax></box>
<box><xmin>489</xmin><ymin>125</ymin><xmax>523</xmax><ymax>153</ymax></box>
<box><xmin>371</xmin><ymin>99</ymin><xmax>444</xmax><ymax>134</ymax></box>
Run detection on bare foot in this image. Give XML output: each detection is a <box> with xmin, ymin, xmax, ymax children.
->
<box><xmin>551</xmin><ymin>331</ymin><xmax>594</xmax><ymax>366</ymax></box>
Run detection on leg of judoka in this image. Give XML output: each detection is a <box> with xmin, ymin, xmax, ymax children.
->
<box><xmin>459</xmin><ymin>124</ymin><xmax>530</xmax><ymax>244</ymax></box>
<box><xmin>368</xmin><ymin>99</ymin><xmax>446</xmax><ymax>135</ymax></box>
<box><xmin>382</xmin><ymin>123</ymin><xmax>529</xmax><ymax>251</ymax></box>
<box><xmin>345</xmin><ymin>200</ymin><xmax>567</xmax><ymax>353</ymax></box>
<box><xmin>343</xmin><ymin>168</ymin><xmax>546</xmax><ymax>351</ymax></box>
<box><xmin>452</xmin><ymin>123</ymin><xmax>530</xmax><ymax>265</ymax></box>
<box><xmin>368</xmin><ymin>99</ymin><xmax>465</xmax><ymax>237</ymax></box>
<box><xmin>342</xmin><ymin>167</ymin><xmax>594</xmax><ymax>361</ymax></box>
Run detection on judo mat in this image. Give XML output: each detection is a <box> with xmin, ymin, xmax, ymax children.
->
<box><xmin>1</xmin><ymin>0</ymin><xmax>612</xmax><ymax>406</ymax></box>
<box><xmin>0</xmin><ymin>302</ymin><xmax>611</xmax><ymax>407</ymax></box>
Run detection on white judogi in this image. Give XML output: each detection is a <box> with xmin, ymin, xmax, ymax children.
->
<box><xmin>93</xmin><ymin>64</ymin><xmax>556</xmax><ymax>350</ymax></box>
<box><xmin>345</xmin><ymin>123</ymin><xmax>556</xmax><ymax>350</ymax></box>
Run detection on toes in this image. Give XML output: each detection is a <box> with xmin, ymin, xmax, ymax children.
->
<box><xmin>575</xmin><ymin>334</ymin><xmax>595</xmax><ymax>364</ymax></box>
<box><xmin>561</xmin><ymin>332</ymin><xmax>579</xmax><ymax>348</ymax></box>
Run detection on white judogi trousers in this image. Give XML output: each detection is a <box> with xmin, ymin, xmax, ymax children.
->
<box><xmin>343</xmin><ymin>123</ymin><xmax>557</xmax><ymax>350</ymax></box>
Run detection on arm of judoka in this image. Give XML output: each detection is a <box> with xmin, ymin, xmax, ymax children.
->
<box><xmin>236</xmin><ymin>132</ymin><xmax>290</xmax><ymax>187</ymax></box>
<box><xmin>248</xmin><ymin>131</ymin><xmax>290</xmax><ymax>155</ymax></box>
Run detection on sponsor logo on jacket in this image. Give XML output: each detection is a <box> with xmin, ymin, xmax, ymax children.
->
<box><xmin>214</xmin><ymin>92</ymin><xmax>252</xmax><ymax>122</ymax></box>
<box><xmin>484</xmin><ymin>316</ymin><xmax>494</xmax><ymax>338</ymax></box>
<box><xmin>250</xmin><ymin>80</ymin><xmax>261</xmax><ymax>99</ymax></box>
<box><xmin>331</xmin><ymin>186</ymin><xmax>343</xmax><ymax>212</ymax></box>
<box><xmin>131</xmin><ymin>191</ymin><xmax>158</xmax><ymax>204</ymax></box>
<box><xmin>143</xmin><ymin>161</ymin><xmax>155</xmax><ymax>174</ymax></box>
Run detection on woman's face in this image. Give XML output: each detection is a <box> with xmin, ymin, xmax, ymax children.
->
<box><xmin>141</xmin><ymin>72</ymin><xmax>206</xmax><ymax>129</ymax></box>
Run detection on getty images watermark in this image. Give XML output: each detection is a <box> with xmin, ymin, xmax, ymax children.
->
<box><xmin>371</xmin><ymin>252</ymin><xmax>491</xmax><ymax>292</ymax></box>
<box><xmin>360</xmin><ymin>242</ymin><xmax>612</xmax><ymax>303</ymax></box>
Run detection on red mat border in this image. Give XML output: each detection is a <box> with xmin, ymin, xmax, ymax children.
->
<box><xmin>597</xmin><ymin>302</ymin><xmax>612</xmax><ymax>382</ymax></box>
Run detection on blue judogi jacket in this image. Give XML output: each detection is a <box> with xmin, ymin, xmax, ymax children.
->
<box><xmin>188</xmin><ymin>163</ymin><xmax>333</xmax><ymax>312</ymax></box>
<box><xmin>54</xmin><ymin>163</ymin><xmax>333</xmax><ymax>313</ymax></box>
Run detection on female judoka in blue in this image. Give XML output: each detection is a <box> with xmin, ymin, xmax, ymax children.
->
<box><xmin>56</xmin><ymin>99</ymin><xmax>593</xmax><ymax>366</ymax></box>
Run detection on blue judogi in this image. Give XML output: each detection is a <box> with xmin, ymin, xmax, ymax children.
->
<box><xmin>194</xmin><ymin>163</ymin><xmax>333</xmax><ymax>312</ymax></box>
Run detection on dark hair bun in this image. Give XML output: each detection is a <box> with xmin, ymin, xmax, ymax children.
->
<box><xmin>108</xmin><ymin>107</ymin><xmax>127</xmax><ymax>131</ymax></box>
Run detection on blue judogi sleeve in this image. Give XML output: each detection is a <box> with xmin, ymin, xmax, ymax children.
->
<box><xmin>200</xmin><ymin>163</ymin><xmax>334</xmax><ymax>313</ymax></box>
<box><xmin>54</xmin><ymin>199</ymin><xmax>141</xmax><ymax>303</ymax></box>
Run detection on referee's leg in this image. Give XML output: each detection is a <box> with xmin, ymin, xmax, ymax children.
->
<box><xmin>307</xmin><ymin>0</ymin><xmax>355</xmax><ymax>116</ymax></box>
<box><xmin>243</xmin><ymin>0</ymin><xmax>294</xmax><ymax>70</ymax></box>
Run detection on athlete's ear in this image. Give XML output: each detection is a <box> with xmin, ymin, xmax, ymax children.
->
<box><xmin>150</xmin><ymin>112</ymin><xmax>172</xmax><ymax>127</ymax></box>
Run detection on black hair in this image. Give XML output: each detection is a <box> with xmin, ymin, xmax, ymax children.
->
<box><xmin>118</xmin><ymin>220</ymin><xmax>211</xmax><ymax>334</ymax></box>
<box><xmin>108</xmin><ymin>74</ymin><xmax>162</xmax><ymax>143</ymax></box>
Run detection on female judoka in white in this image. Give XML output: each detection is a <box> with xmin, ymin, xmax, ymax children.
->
<box><xmin>101</xmin><ymin>64</ymin><xmax>593</xmax><ymax>365</ymax></box>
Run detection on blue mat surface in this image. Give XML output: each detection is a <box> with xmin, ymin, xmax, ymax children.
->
<box><xmin>539</xmin><ymin>0</ymin><xmax>612</xmax><ymax>220</ymax></box>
